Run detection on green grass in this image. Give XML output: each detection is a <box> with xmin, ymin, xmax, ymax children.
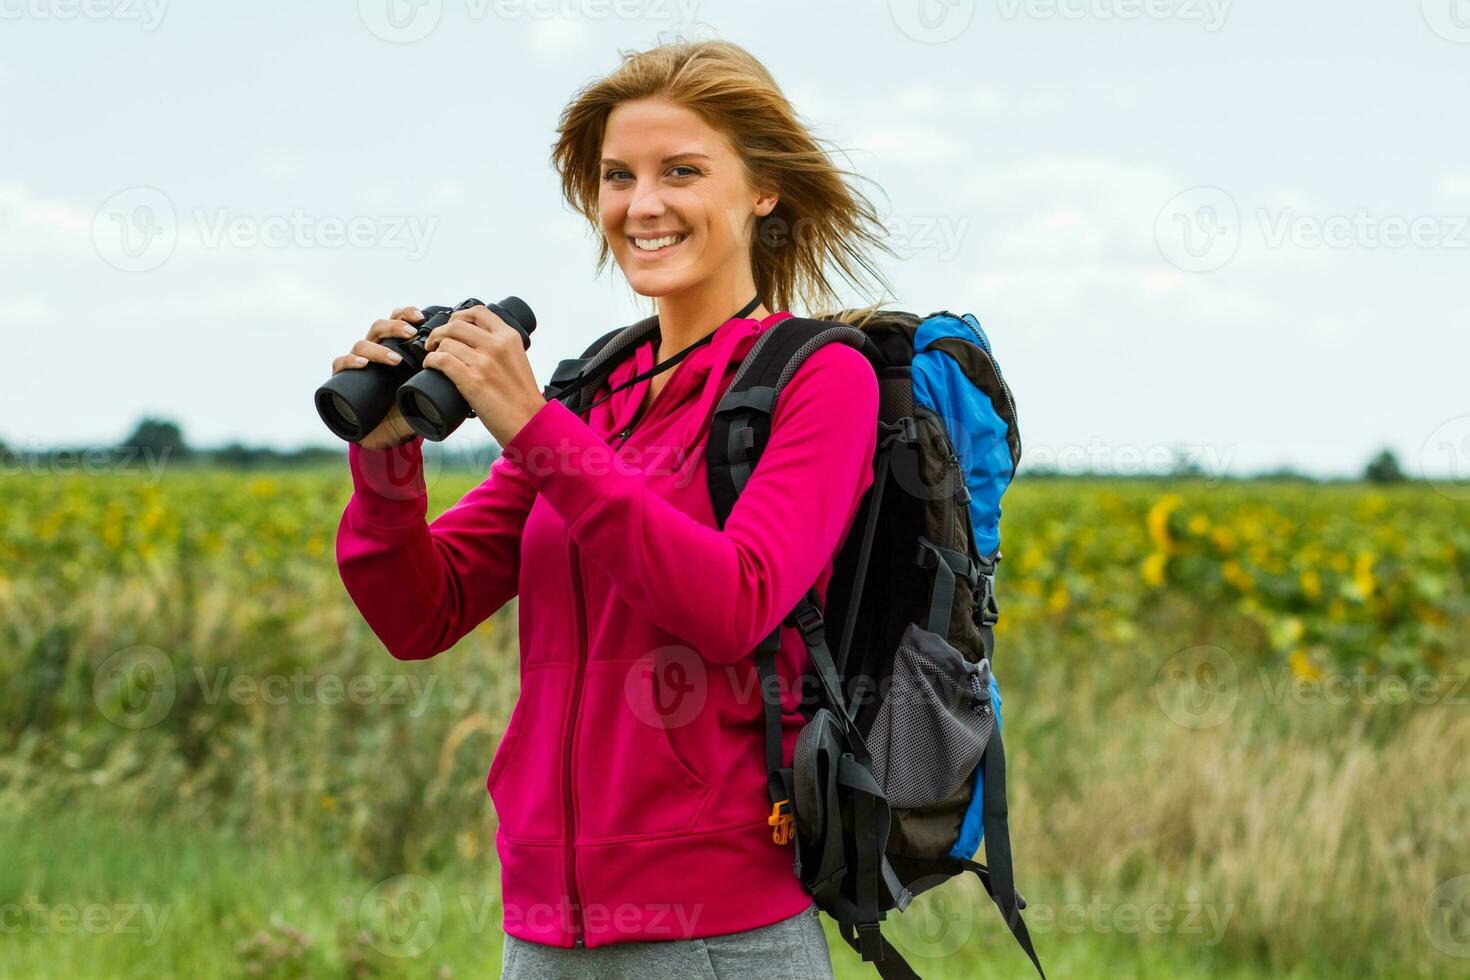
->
<box><xmin>0</xmin><ymin>799</ymin><xmax>1336</xmax><ymax>980</ymax></box>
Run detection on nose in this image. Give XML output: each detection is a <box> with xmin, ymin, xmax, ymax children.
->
<box><xmin>627</xmin><ymin>179</ymin><xmax>669</xmax><ymax>223</ymax></box>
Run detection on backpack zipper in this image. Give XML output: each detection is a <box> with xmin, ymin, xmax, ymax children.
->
<box><xmin>942</xmin><ymin>451</ymin><xmax>970</xmax><ymax>552</ymax></box>
<box><xmin>953</xmin><ymin>314</ymin><xmax>1019</xmax><ymax>444</ymax></box>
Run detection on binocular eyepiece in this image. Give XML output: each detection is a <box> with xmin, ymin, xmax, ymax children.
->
<box><xmin>315</xmin><ymin>296</ymin><xmax>536</xmax><ymax>443</ymax></box>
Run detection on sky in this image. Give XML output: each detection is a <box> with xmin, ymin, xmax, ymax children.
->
<box><xmin>2</xmin><ymin>0</ymin><xmax>1467</xmax><ymax>480</ymax></box>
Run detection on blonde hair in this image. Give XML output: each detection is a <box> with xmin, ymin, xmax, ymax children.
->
<box><xmin>551</xmin><ymin>38</ymin><xmax>895</xmax><ymax>325</ymax></box>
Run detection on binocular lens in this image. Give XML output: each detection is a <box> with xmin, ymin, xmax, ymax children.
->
<box><xmin>331</xmin><ymin>394</ymin><xmax>359</xmax><ymax>428</ymax></box>
<box><xmin>401</xmin><ymin>390</ymin><xmax>441</xmax><ymax>428</ymax></box>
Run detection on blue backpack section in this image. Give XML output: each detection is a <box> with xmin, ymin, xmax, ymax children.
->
<box><xmin>910</xmin><ymin>313</ymin><xmax>1016</xmax><ymax>556</ymax></box>
<box><xmin>952</xmin><ymin>674</ymin><xmax>1002</xmax><ymax>857</ymax></box>
<box><xmin>907</xmin><ymin>311</ymin><xmax>1019</xmax><ymax>859</ymax></box>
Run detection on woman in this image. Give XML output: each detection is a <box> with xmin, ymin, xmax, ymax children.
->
<box><xmin>332</xmin><ymin>39</ymin><xmax>893</xmax><ymax>979</ymax></box>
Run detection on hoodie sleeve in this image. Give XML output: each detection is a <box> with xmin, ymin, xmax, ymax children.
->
<box><xmin>334</xmin><ymin>435</ymin><xmax>538</xmax><ymax>661</ymax></box>
<box><xmin>499</xmin><ymin>340</ymin><xmax>878</xmax><ymax>665</ymax></box>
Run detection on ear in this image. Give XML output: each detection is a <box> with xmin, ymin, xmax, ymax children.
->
<box><xmin>753</xmin><ymin>184</ymin><xmax>778</xmax><ymax>218</ymax></box>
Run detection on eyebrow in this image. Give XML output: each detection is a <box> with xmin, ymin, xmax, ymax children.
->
<box><xmin>599</xmin><ymin>153</ymin><xmax>711</xmax><ymax>166</ymax></box>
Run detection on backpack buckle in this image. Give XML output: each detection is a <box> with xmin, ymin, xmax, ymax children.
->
<box><xmin>856</xmin><ymin>921</ymin><xmax>885</xmax><ymax>961</ymax></box>
<box><xmin>786</xmin><ymin>602</ymin><xmax>826</xmax><ymax>646</ymax></box>
<box><xmin>767</xmin><ymin>799</ymin><xmax>795</xmax><ymax>845</ymax></box>
<box><xmin>974</xmin><ymin>572</ymin><xmax>999</xmax><ymax>627</ymax></box>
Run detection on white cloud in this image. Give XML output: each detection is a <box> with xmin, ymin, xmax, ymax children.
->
<box><xmin>528</xmin><ymin>17</ymin><xmax>592</xmax><ymax>61</ymax></box>
<box><xmin>851</xmin><ymin>124</ymin><xmax>970</xmax><ymax>163</ymax></box>
<box><xmin>0</xmin><ymin>296</ymin><xmax>55</xmax><ymax>322</ymax></box>
<box><xmin>256</xmin><ymin>149</ymin><xmax>306</xmax><ymax>180</ymax></box>
<box><xmin>1437</xmin><ymin>175</ymin><xmax>1470</xmax><ymax>202</ymax></box>
<box><xmin>0</xmin><ymin>183</ymin><xmax>94</xmax><ymax>256</ymax></box>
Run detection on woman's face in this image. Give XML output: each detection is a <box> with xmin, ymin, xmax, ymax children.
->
<box><xmin>598</xmin><ymin>96</ymin><xmax>777</xmax><ymax>299</ymax></box>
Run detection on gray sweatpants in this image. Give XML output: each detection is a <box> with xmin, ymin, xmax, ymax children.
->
<box><xmin>498</xmin><ymin>903</ymin><xmax>834</xmax><ymax>979</ymax></box>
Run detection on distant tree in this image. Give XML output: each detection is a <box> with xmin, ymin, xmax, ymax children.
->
<box><xmin>1168</xmin><ymin>445</ymin><xmax>1205</xmax><ymax>479</ymax></box>
<box><xmin>1252</xmin><ymin>465</ymin><xmax>1313</xmax><ymax>482</ymax></box>
<box><xmin>119</xmin><ymin>417</ymin><xmax>191</xmax><ymax>461</ymax></box>
<box><xmin>1364</xmin><ymin>448</ymin><xmax>1406</xmax><ymax>484</ymax></box>
<box><xmin>213</xmin><ymin>441</ymin><xmax>257</xmax><ymax>468</ymax></box>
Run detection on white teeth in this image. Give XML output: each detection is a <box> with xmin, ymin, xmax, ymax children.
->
<box><xmin>633</xmin><ymin>234</ymin><xmax>686</xmax><ymax>251</ymax></box>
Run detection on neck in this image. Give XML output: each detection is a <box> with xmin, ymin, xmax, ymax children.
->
<box><xmin>653</xmin><ymin>274</ymin><xmax>769</xmax><ymax>359</ymax></box>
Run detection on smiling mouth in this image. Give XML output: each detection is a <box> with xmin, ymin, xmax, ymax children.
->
<box><xmin>628</xmin><ymin>232</ymin><xmax>690</xmax><ymax>255</ymax></box>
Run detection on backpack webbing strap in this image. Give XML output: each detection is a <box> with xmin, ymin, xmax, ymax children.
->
<box><xmin>914</xmin><ymin>537</ymin><xmax>979</xmax><ymax>638</ymax></box>
<box><xmin>977</xmin><ymin>725</ymin><xmax>1045</xmax><ymax>978</ymax></box>
<box><xmin>541</xmin><ymin>315</ymin><xmax>660</xmax><ymax>414</ymax></box>
<box><xmin>837</xmin><ymin>922</ymin><xmax>921</xmax><ymax>980</ymax></box>
<box><xmin>835</xmin><ymin>428</ymin><xmax>901</xmax><ymax>677</ymax></box>
<box><xmin>754</xmin><ymin>631</ymin><xmax>798</xmax><ymax>858</ymax></box>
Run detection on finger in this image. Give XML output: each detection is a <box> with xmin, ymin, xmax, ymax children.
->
<box><xmin>390</xmin><ymin>306</ymin><xmax>425</xmax><ymax>324</ymax></box>
<box><xmin>425</xmin><ymin>318</ymin><xmax>490</xmax><ymax>353</ymax></box>
<box><xmin>368</xmin><ymin>318</ymin><xmax>419</xmax><ymax>342</ymax></box>
<box><xmin>332</xmin><ymin>354</ymin><xmax>369</xmax><ymax>375</ymax></box>
<box><xmin>432</xmin><ymin>336</ymin><xmax>479</xmax><ymax>364</ymax></box>
<box><xmin>422</xmin><ymin>349</ymin><xmax>468</xmax><ymax>382</ymax></box>
<box><xmin>447</xmin><ymin>306</ymin><xmax>509</xmax><ymax>333</ymax></box>
<box><xmin>352</xmin><ymin>337</ymin><xmax>405</xmax><ymax>366</ymax></box>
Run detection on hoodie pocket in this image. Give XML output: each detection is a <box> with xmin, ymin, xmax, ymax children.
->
<box><xmin>486</xmin><ymin>667</ymin><xmax>565</xmax><ymax>843</ymax></box>
<box><xmin>574</xmin><ymin>660</ymin><xmax>712</xmax><ymax>841</ymax></box>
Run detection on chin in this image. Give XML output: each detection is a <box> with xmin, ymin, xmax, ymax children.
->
<box><xmin>620</xmin><ymin>268</ymin><xmax>696</xmax><ymax>299</ymax></box>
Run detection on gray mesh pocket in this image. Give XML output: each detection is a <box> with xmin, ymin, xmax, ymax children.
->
<box><xmin>868</xmin><ymin>621</ymin><xmax>994</xmax><ymax>809</ymax></box>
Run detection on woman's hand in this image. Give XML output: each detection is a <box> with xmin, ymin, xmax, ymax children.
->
<box><xmin>330</xmin><ymin>306</ymin><xmax>424</xmax><ymax>451</ymax></box>
<box><xmin>422</xmin><ymin>305</ymin><xmax>547</xmax><ymax>447</ymax></box>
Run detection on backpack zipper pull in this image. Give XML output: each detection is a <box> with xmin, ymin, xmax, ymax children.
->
<box><xmin>947</xmin><ymin>453</ymin><xmax>971</xmax><ymax>503</ymax></box>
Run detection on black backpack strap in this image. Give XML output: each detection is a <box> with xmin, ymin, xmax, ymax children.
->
<box><xmin>704</xmin><ymin>316</ymin><xmax>877</xmax><ymax>831</ymax></box>
<box><xmin>975</xmin><ymin>721</ymin><xmax>1044</xmax><ymax>977</ymax></box>
<box><xmin>541</xmin><ymin>315</ymin><xmax>660</xmax><ymax>415</ymax></box>
<box><xmin>706</xmin><ymin>317</ymin><xmax>879</xmax><ymax>527</ymax></box>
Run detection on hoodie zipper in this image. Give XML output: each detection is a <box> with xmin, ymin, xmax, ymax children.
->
<box><xmin>564</xmin><ymin>540</ymin><xmax>589</xmax><ymax>947</ymax></box>
<box><xmin>562</xmin><ymin>359</ymin><xmax>655</xmax><ymax>946</ymax></box>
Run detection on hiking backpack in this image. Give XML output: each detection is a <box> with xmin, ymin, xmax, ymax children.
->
<box><xmin>543</xmin><ymin>309</ymin><xmax>1041</xmax><ymax>979</ymax></box>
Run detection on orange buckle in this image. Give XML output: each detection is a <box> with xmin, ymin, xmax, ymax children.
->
<box><xmin>767</xmin><ymin>799</ymin><xmax>794</xmax><ymax>846</ymax></box>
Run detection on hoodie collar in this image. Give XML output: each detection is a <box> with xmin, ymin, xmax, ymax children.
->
<box><xmin>605</xmin><ymin>311</ymin><xmax>794</xmax><ymax>438</ymax></box>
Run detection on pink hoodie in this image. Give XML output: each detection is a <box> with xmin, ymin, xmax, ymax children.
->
<box><xmin>335</xmin><ymin>310</ymin><xmax>878</xmax><ymax>948</ymax></box>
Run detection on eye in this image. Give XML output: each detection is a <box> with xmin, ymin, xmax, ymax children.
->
<box><xmin>601</xmin><ymin>168</ymin><xmax>632</xmax><ymax>183</ymax></box>
<box><xmin>669</xmin><ymin>164</ymin><xmax>701</xmax><ymax>178</ymax></box>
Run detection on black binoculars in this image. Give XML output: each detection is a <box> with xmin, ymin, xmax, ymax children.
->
<box><xmin>315</xmin><ymin>296</ymin><xmax>536</xmax><ymax>443</ymax></box>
